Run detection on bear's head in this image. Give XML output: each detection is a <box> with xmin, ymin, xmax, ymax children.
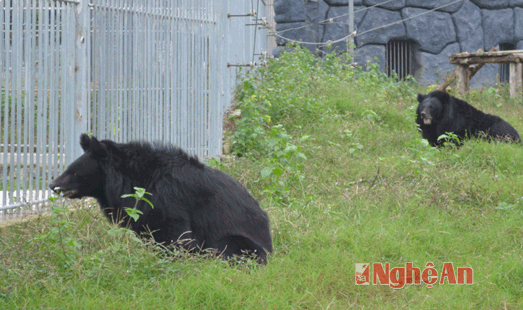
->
<box><xmin>416</xmin><ymin>91</ymin><xmax>447</xmax><ymax>126</ymax></box>
<box><xmin>49</xmin><ymin>134</ymin><xmax>109</xmax><ymax>199</ymax></box>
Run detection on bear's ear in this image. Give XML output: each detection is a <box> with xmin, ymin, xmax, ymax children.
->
<box><xmin>89</xmin><ymin>136</ymin><xmax>108</xmax><ymax>158</ymax></box>
<box><xmin>79</xmin><ymin>134</ymin><xmax>107</xmax><ymax>158</ymax></box>
<box><xmin>417</xmin><ymin>93</ymin><xmax>426</xmax><ymax>103</ymax></box>
<box><xmin>80</xmin><ymin>133</ymin><xmax>91</xmax><ymax>152</ymax></box>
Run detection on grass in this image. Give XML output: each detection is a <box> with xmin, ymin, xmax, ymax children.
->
<box><xmin>2</xmin><ymin>46</ymin><xmax>523</xmax><ymax>309</ymax></box>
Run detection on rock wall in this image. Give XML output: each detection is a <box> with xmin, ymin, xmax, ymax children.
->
<box><xmin>273</xmin><ymin>0</ymin><xmax>523</xmax><ymax>87</ymax></box>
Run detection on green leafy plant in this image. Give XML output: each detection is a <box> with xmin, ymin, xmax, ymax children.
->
<box><xmin>31</xmin><ymin>196</ymin><xmax>82</xmax><ymax>264</ymax></box>
<box><xmin>259</xmin><ymin>126</ymin><xmax>308</xmax><ymax>202</ymax></box>
<box><xmin>121</xmin><ymin>187</ymin><xmax>154</xmax><ymax>222</ymax></box>
<box><xmin>437</xmin><ymin>132</ymin><xmax>461</xmax><ymax>147</ymax></box>
<box><xmin>341</xmin><ymin>129</ymin><xmax>363</xmax><ymax>155</ymax></box>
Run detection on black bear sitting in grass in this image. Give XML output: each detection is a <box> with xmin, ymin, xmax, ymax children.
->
<box><xmin>49</xmin><ymin>134</ymin><xmax>272</xmax><ymax>262</ymax></box>
<box><xmin>416</xmin><ymin>90</ymin><xmax>520</xmax><ymax>146</ymax></box>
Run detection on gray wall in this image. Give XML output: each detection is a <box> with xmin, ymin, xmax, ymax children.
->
<box><xmin>273</xmin><ymin>0</ymin><xmax>523</xmax><ymax>87</ymax></box>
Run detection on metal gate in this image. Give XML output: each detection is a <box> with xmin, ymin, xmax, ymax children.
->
<box><xmin>386</xmin><ymin>40</ymin><xmax>412</xmax><ymax>80</ymax></box>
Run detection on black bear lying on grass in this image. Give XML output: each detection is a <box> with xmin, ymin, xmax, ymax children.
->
<box><xmin>49</xmin><ymin>134</ymin><xmax>272</xmax><ymax>262</ymax></box>
<box><xmin>416</xmin><ymin>90</ymin><xmax>520</xmax><ymax>146</ymax></box>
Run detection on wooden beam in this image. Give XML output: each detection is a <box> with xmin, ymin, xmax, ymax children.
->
<box><xmin>450</xmin><ymin>54</ymin><xmax>523</xmax><ymax>65</ymax></box>
<box><xmin>452</xmin><ymin>49</ymin><xmax>523</xmax><ymax>58</ymax></box>
<box><xmin>509</xmin><ymin>63</ymin><xmax>523</xmax><ymax>98</ymax></box>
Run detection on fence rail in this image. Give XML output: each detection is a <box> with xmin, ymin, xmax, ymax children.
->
<box><xmin>0</xmin><ymin>0</ymin><xmax>271</xmax><ymax>221</ymax></box>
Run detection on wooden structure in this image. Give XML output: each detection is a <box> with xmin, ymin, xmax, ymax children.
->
<box><xmin>438</xmin><ymin>48</ymin><xmax>523</xmax><ymax>98</ymax></box>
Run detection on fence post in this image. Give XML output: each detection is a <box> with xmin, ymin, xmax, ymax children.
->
<box><xmin>67</xmin><ymin>0</ymin><xmax>89</xmax><ymax>165</ymax></box>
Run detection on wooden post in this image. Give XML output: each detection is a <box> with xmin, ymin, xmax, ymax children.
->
<box><xmin>455</xmin><ymin>65</ymin><xmax>470</xmax><ymax>94</ymax></box>
<box><xmin>509</xmin><ymin>63</ymin><xmax>523</xmax><ymax>98</ymax></box>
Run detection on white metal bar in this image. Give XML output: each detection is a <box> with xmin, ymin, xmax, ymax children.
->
<box><xmin>48</xmin><ymin>0</ymin><xmax>58</xmax><ymax>201</ymax></box>
<box><xmin>13</xmin><ymin>1</ymin><xmax>22</xmax><ymax>204</ymax></box>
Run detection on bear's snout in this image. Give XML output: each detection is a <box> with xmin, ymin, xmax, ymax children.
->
<box><xmin>49</xmin><ymin>182</ymin><xmax>78</xmax><ymax>198</ymax></box>
<box><xmin>49</xmin><ymin>181</ymin><xmax>63</xmax><ymax>195</ymax></box>
<box><xmin>49</xmin><ymin>173</ymin><xmax>70</xmax><ymax>192</ymax></box>
<box><xmin>49</xmin><ymin>179</ymin><xmax>61</xmax><ymax>192</ymax></box>
<box><xmin>49</xmin><ymin>177</ymin><xmax>78</xmax><ymax>198</ymax></box>
<box><xmin>420</xmin><ymin>111</ymin><xmax>433</xmax><ymax>125</ymax></box>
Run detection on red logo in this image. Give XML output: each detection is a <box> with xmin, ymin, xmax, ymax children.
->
<box><xmin>355</xmin><ymin>263</ymin><xmax>370</xmax><ymax>285</ymax></box>
<box><xmin>356</xmin><ymin>262</ymin><xmax>473</xmax><ymax>289</ymax></box>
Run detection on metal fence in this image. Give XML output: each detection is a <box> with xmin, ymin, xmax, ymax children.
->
<box><xmin>0</xmin><ymin>0</ymin><xmax>272</xmax><ymax>221</ymax></box>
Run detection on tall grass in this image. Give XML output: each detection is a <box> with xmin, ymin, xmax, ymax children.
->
<box><xmin>1</xmin><ymin>45</ymin><xmax>523</xmax><ymax>309</ymax></box>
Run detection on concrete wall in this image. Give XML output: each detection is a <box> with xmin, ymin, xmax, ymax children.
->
<box><xmin>273</xmin><ymin>0</ymin><xmax>523</xmax><ymax>87</ymax></box>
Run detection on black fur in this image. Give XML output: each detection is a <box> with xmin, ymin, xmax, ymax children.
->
<box><xmin>49</xmin><ymin>134</ymin><xmax>273</xmax><ymax>262</ymax></box>
<box><xmin>415</xmin><ymin>91</ymin><xmax>520</xmax><ymax>146</ymax></box>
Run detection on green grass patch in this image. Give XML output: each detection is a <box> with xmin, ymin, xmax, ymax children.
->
<box><xmin>2</xmin><ymin>45</ymin><xmax>523</xmax><ymax>309</ymax></box>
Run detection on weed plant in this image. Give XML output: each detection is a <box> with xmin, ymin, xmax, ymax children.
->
<box><xmin>2</xmin><ymin>44</ymin><xmax>523</xmax><ymax>309</ymax></box>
